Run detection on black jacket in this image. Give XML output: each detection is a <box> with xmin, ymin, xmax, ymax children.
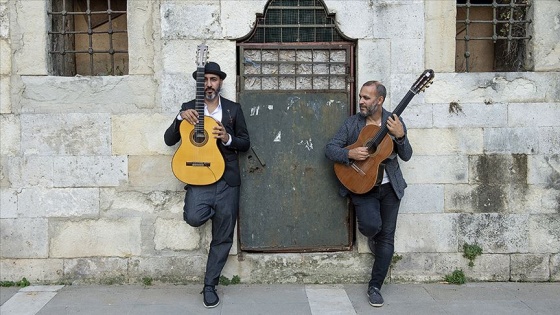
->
<box><xmin>164</xmin><ymin>96</ymin><xmax>250</xmax><ymax>186</ymax></box>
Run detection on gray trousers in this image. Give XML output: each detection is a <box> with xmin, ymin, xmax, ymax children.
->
<box><xmin>183</xmin><ymin>178</ymin><xmax>239</xmax><ymax>286</ymax></box>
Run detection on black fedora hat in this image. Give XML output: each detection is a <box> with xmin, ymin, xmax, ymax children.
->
<box><xmin>192</xmin><ymin>62</ymin><xmax>227</xmax><ymax>80</ymax></box>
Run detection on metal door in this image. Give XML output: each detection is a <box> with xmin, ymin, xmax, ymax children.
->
<box><xmin>237</xmin><ymin>44</ymin><xmax>354</xmax><ymax>252</ymax></box>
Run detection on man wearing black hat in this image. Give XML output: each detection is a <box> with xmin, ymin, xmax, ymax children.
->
<box><xmin>164</xmin><ymin>61</ymin><xmax>250</xmax><ymax>308</ymax></box>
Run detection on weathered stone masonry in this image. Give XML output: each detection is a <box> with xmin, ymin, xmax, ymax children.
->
<box><xmin>0</xmin><ymin>0</ymin><xmax>558</xmax><ymax>284</ymax></box>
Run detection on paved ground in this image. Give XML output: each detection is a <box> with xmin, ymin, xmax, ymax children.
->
<box><xmin>1</xmin><ymin>282</ymin><xmax>559</xmax><ymax>314</ymax></box>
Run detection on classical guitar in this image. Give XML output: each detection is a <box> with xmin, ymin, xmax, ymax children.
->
<box><xmin>334</xmin><ymin>69</ymin><xmax>435</xmax><ymax>194</ymax></box>
<box><xmin>171</xmin><ymin>44</ymin><xmax>225</xmax><ymax>185</ymax></box>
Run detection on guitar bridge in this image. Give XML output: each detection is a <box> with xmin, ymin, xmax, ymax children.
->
<box><xmin>186</xmin><ymin>162</ymin><xmax>211</xmax><ymax>167</ymax></box>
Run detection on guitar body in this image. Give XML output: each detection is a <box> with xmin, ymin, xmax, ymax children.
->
<box><xmin>334</xmin><ymin>125</ymin><xmax>394</xmax><ymax>194</ymax></box>
<box><xmin>171</xmin><ymin>116</ymin><xmax>226</xmax><ymax>185</ymax></box>
<box><xmin>332</xmin><ymin>69</ymin><xmax>435</xmax><ymax>194</ymax></box>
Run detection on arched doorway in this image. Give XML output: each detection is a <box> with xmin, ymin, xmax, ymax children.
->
<box><xmin>237</xmin><ymin>0</ymin><xmax>356</xmax><ymax>252</ymax></box>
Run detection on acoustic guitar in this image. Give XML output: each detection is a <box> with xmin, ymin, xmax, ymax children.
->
<box><xmin>171</xmin><ymin>44</ymin><xmax>225</xmax><ymax>185</ymax></box>
<box><xmin>334</xmin><ymin>69</ymin><xmax>435</xmax><ymax>194</ymax></box>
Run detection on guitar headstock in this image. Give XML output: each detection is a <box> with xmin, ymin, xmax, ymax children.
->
<box><xmin>410</xmin><ymin>69</ymin><xmax>435</xmax><ymax>94</ymax></box>
<box><xmin>196</xmin><ymin>44</ymin><xmax>209</xmax><ymax>68</ymax></box>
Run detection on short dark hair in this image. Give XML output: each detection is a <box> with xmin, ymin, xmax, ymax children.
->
<box><xmin>362</xmin><ymin>81</ymin><xmax>386</xmax><ymax>99</ymax></box>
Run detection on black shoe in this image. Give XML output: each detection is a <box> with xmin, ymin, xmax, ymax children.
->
<box><xmin>201</xmin><ymin>285</ymin><xmax>220</xmax><ymax>308</ymax></box>
<box><xmin>367</xmin><ymin>236</ymin><xmax>375</xmax><ymax>255</ymax></box>
<box><xmin>367</xmin><ymin>286</ymin><xmax>384</xmax><ymax>307</ymax></box>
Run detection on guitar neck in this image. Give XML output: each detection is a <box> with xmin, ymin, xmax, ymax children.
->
<box><xmin>195</xmin><ymin>66</ymin><xmax>205</xmax><ymax>134</ymax></box>
<box><xmin>368</xmin><ymin>90</ymin><xmax>416</xmax><ymax>150</ymax></box>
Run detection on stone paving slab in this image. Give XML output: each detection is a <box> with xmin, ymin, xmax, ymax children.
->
<box><xmin>0</xmin><ymin>282</ymin><xmax>559</xmax><ymax>315</ymax></box>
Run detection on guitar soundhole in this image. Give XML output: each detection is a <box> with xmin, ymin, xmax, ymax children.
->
<box><xmin>189</xmin><ymin>129</ymin><xmax>208</xmax><ymax>147</ymax></box>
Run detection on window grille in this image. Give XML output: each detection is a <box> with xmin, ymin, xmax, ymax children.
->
<box><xmin>238</xmin><ymin>0</ymin><xmax>354</xmax><ymax>92</ymax></box>
<box><xmin>456</xmin><ymin>0</ymin><xmax>532</xmax><ymax>72</ymax></box>
<box><xmin>48</xmin><ymin>0</ymin><xmax>128</xmax><ymax>76</ymax></box>
<box><xmin>241</xmin><ymin>0</ymin><xmax>347</xmax><ymax>43</ymax></box>
<box><xmin>240</xmin><ymin>44</ymin><xmax>351</xmax><ymax>91</ymax></box>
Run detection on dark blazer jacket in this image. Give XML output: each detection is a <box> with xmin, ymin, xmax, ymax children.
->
<box><xmin>325</xmin><ymin>108</ymin><xmax>413</xmax><ymax>199</ymax></box>
<box><xmin>164</xmin><ymin>96</ymin><xmax>251</xmax><ymax>187</ymax></box>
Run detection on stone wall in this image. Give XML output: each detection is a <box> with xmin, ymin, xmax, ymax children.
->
<box><xmin>0</xmin><ymin>0</ymin><xmax>558</xmax><ymax>285</ymax></box>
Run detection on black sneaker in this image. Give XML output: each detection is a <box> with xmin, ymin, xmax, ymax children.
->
<box><xmin>367</xmin><ymin>286</ymin><xmax>384</xmax><ymax>307</ymax></box>
<box><xmin>367</xmin><ymin>236</ymin><xmax>375</xmax><ymax>255</ymax></box>
<box><xmin>201</xmin><ymin>285</ymin><xmax>220</xmax><ymax>308</ymax></box>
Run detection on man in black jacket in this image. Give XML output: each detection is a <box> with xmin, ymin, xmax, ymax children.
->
<box><xmin>164</xmin><ymin>62</ymin><xmax>250</xmax><ymax>308</ymax></box>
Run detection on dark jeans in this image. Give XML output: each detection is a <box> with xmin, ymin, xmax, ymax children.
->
<box><xmin>183</xmin><ymin>178</ymin><xmax>239</xmax><ymax>286</ymax></box>
<box><xmin>350</xmin><ymin>183</ymin><xmax>401</xmax><ymax>289</ymax></box>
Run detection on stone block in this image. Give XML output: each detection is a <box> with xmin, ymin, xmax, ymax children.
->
<box><xmin>551</xmin><ymin>254</ymin><xmax>560</xmax><ymax>281</ymax></box>
<box><xmin>529</xmin><ymin>214</ymin><xmax>560</xmax><ymax>254</ymax></box>
<box><xmin>0</xmin><ymin>39</ymin><xmax>10</xmax><ymax>74</ymax></box>
<box><xmin>242</xmin><ymin>252</ymin><xmax>372</xmax><ymax>284</ymax></box>
<box><xmin>21</xmin><ymin>113</ymin><xmax>111</xmax><ymax>155</ymax></box>
<box><xmin>509</xmin><ymin>103</ymin><xmax>560</xmax><ymax>128</ymax></box>
<box><xmin>112</xmin><ymin>113</ymin><xmax>170</xmax><ymax>155</ymax></box>
<box><xmin>464</xmin><ymin>254</ymin><xmax>510</xmax><ymax>281</ymax></box>
<box><xmin>458</xmin><ymin>214</ymin><xmax>529</xmax><ymax>254</ymax></box>
<box><xmin>327</xmin><ymin>1</ymin><xmax>375</xmax><ymax>39</ymax></box>
<box><xmin>401</xmin><ymin>104</ymin><xmax>433</xmax><ymax>129</ymax></box>
<box><xmin>154</xmin><ymin>218</ymin><xmax>200</xmax><ymax>251</ymax></box>
<box><xmin>410</xmin><ymin>128</ymin><xmax>483</xmax><ymax>155</ymax></box>
<box><xmin>390</xmin><ymin>253</ymin><xmax>447</xmax><ymax>283</ymax></box>
<box><xmin>63</xmin><ymin>257</ymin><xmax>128</xmax><ymax>284</ymax></box>
<box><xmin>510</xmin><ymin>254</ymin><xmax>550</xmax><ymax>282</ymax></box>
<box><xmin>128</xmin><ymin>256</ymin><xmax>207</xmax><ymax>283</ymax></box>
<box><xmin>465</xmin><ymin>155</ymin><xmax>529</xmax><ymax>213</ymax></box>
<box><xmin>373</xmin><ymin>1</ymin><xmax>424</xmax><ymax>39</ymax></box>
<box><xmin>401</xmin><ymin>155</ymin><xmax>468</xmax><ymax>184</ymax></box>
<box><xmin>0</xmin><ymin>114</ymin><xmax>19</xmax><ymax>156</ymax></box>
<box><xmin>426</xmin><ymin>73</ymin><xmax>558</xmax><ymax>104</ymax></box>
<box><xmin>532</xmin><ymin>1</ymin><xmax>560</xmax><ymax>71</ymax></box>
<box><xmin>538</xmin><ymin>128</ymin><xmax>560</xmax><ymax>155</ymax></box>
<box><xmin>0</xmin><ymin>188</ymin><xmax>17</xmax><ymax>218</ymax></box>
<box><xmin>128</xmin><ymin>155</ymin><xmax>184</xmax><ymax>191</ymax></box>
<box><xmin>356</xmin><ymin>40</ymin><xmax>391</xmax><ymax>88</ymax></box>
<box><xmin>127</xmin><ymin>1</ymin><xmax>155</xmax><ymax>75</ymax></box>
<box><xmin>527</xmin><ymin>154</ymin><xmax>560</xmax><ymax>186</ymax></box>
<box><xmin>400</xmin><ymin>184</ymin><xmax>444</xmax><ymax>214</ymax></box>
<box><xmin>391</xmin><ymin>252</ymin><xmax>510</xmax><ymax>283</ymax></box>
<box><xmin>395</xmin><ymin>213</ymin><xmax>458</xmax><ymax>253</ymax></box>
<box><xmin>0</xmin><ymin>218</ymin><xmax>48</xmax><ymax>258</ymax></box>
<box><xmin>13</xmin><ymin>0</ymin><xmax>47</xmax><ymax>75</ymax></box>
<box><xmin>0</xmin><ymin>259</ymin><xmax>64</xmax><ymax>283</ymax></box>
<box><xmin>19</xmin><ymin>76</ymin><xmax>157</xmax><ymax>113</ymax></box>
<box><xmin>52</xmin><ymin>156</ymin><xmax>127</xmax><ymax>187</ymax></box>
<box><xmin>433</xmin><ymin>103</ymin><xmax>508</xmax><ymax>128</ymax></box>
<box><xmin>391</xmin><ymin>39</ymin><xmax>424</xmax><ymax>74</ymax></box>
<box><xmin>100</xmin><ymin>189</ymin><xmax>183</xmax><ymax>217</ymax></box>
<box><xmin>50</xmin><ymin>218</ymin><xmax>142</xmax><ymax>257</ymax></box>
<box><xmin>0</xmin><ymin>155</ymin><xmax>54</xmax><ymax>189</ymax></box>
<box><xmin>0</xmin><ymin>75</ymin><xmax>10</xmax><ymax>113</ymax></box>
<box><xmin>0</xmin><ymin>2</ymin><xmax>8</xmax><ymax>38</ymax></box>
<box><xmin>222</xmin><ymin>0</ymin><xmax>270</xmax><ymax>39</ymax></box>
<box><xmin>424</xmin><ymin>0</ymin><xmax>456</xmax><ymax>72</ymax></box>
<box><xmin>161</xmin><ymin>2</ymin><xmax>222</xmax><ymax>40</ymax></box>
<box><xmin>484</xmin><ymin>127</ymin><xmax>539</xmax><ymax>154</ymax></box>
<box><xmin>18</xmin><ymin>188</ymin><xmax>99</xmax><ymax>218</ymax></box>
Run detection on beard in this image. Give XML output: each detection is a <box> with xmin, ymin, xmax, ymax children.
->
<box><xmin>205</xmin><ymin>85</ymin><xmax>221</xmax><ymax>101</ymax></box>
<box><xmin>358</xmin><ymin>103</ymin><xmax>378</xmax><ymax>118</ymax></box>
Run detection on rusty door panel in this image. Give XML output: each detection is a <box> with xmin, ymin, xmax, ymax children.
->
<box><xmin>239</xmin><ymin>91</ymin><xmax>351</xmax><ymax>252</ymax></box>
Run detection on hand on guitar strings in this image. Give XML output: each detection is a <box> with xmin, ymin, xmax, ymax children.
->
<box><xmin>386</xmin><ymin>114</ymin><xmax>405</xmax><ymax>139</ymax></box>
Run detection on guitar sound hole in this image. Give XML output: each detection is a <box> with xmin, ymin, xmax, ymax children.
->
<box><xmin>190</xmin><ymin>130</ymin><xmax>208</xmax><ymax>147</ymax></box>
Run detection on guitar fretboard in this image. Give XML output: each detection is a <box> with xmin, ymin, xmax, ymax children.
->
<box><xmin>195</xmin><ymin>67</ymin><xmax>205</xmax><ymax>140</ymax></box>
